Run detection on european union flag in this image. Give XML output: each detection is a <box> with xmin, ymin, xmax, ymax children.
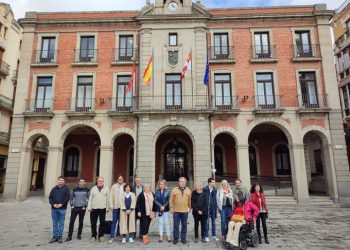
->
<box><xmin>203</xmin><ymin>53</ymin><xmax>209</xmax><ymax>86</ymax></box>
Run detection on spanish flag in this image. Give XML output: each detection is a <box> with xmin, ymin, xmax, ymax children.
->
<box><xmin>143</xmin><ymin>55</ymin><xmax>153</xmax><ymax>86</ymax></box>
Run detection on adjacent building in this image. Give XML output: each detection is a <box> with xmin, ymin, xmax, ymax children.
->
<box><xmin>3</xmin><ymin>0</ymin><xmax>350</xmax><ymax>207</ymax></box>
<box><xmin>0</xmin><ymin>3</ymin><xmax>21</xmax><ymax>193</ymax></box>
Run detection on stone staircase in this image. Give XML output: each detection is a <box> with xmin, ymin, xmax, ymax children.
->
<box><xmin>266</xmin><ymin>195</ymin><xmax>339</xmax><ymax>207</ymax></box>
<box><xmin>309</xmin><ymin>196</ymin><xmax>339</xmax><ymax>207</ymax></box>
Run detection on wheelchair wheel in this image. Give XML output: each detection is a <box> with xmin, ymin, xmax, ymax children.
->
<box><xmin>250</xmin><ymin>233</ymin><xmax>259</xmax><ymax>247</ymax></box>
<box><xmin>239</xmin><ymin>239</ymin><xmax>248</xmax><ymax>250</ymax></box>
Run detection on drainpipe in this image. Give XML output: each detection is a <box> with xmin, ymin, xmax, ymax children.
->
<box><xmin>209</xmin><ymin>113</ymin><xmax>214</xmax><ymax>179</ymax></box>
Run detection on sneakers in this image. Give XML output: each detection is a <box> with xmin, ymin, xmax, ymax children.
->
<box><xmin>49</xmin><ymin>237</ymin><xmax>58</xmax><ymax>244</ymax></box>
<box><xmin>205</xmin><ymin>237</ymin><xmax>210</xmax><ymax>242</ymax></box>
<box><xmin>143</xmin><ymin>236</ymin><xmax>150</xmax><ymax>245</ymax></box>
<box><xmin>129</xmin><ymin>237</ymin><xmax>134</xmax><ymax>243</ymax></box>
<box><xmin>99</xmin><ymin>237</ymin><xmax>105</xmax><ymax>242</ymax></box>
<box><xmin>122</xmin><ymin>238</ymin><xmax>126</xmax><ymax>244</ymax></box>
<box><xmin>65</xmin><ymin>237</ymin><xmax>72</xmax><ymax>242</ymax></box>
<box><xmin>90</xmin><ymin>237</ymin><xmax>96</xmax><ymax>242</ymax></box>
<box><xmin>212</xmin><ymin>236</ymin><xmax>219</xmax><ymax>241</ymax></box>
<box><xmin>108</xmin><ymin>238</ymin><xmax>113</xmax><ymax>244</ymax></box>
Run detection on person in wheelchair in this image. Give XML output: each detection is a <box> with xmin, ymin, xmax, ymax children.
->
<box><xmin>225</xmin><ymin>191</ymin><xmax>259</xmax><ymax>249</ymax></box>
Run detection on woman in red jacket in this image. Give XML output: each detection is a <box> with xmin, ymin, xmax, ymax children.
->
<box><xmin>250</xmin><ymin>183</ymin><xmax>269</xmax><ymax>244</ymax></box>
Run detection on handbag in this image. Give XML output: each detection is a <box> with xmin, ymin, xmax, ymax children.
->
<box><xmin>231</xmin><ymin>214</ymin><xmax>244</xmax><ymax>222</ymax></box>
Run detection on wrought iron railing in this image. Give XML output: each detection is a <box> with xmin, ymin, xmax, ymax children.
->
<box><xmin>251</xmin><ymin>45</ymin><xmax>277</xmax><ymax>59</ymax></box>
<box><xmin>297</xmin><ymin>94</ymin><xmax>329</xmax><ymax>109</ymax></box>
<box><xmin>66</xmin><ymin>98</ymin><xmax>96</xmax><ymax>112</ymax></box>
<box><xmin>0</xmin><ymin>94</ymin><xmax>13</xmax><ymax>109</ymax></box>
<box><xmin>209</xmin><ymin>46</ymin><xmax>235</xmax><ymax>61</ymax></box>
<box><xmin>34</xmin><ymin>50</ymin><xmax>58</xmax><ymax>63</ymax></box>
<box><xmin>25</xmin><ymin>99</ymin><xmax>53</xmax><ymax>112</ymax></box>
<box><xmin>0</xmin><ymin>61</ymin><xmax>10</xmax><ymax>75</ymax></box>
<box><xmin>253</xmin><ymin>95</ymin><xmax>284</xmax><ymax>110</ymax></box>
<box><xmin>74</xmin><ymin>49</ymin><xmax>98</xmax><ymax>63</ymax></box>
<box><xmin>112</xmin><ymin>48</ymin><xmax>138</xmax><ymax>62</ymax></box>
<box><xmin>293</xmin><ymin>44</ymin><xmax>320</xmax><ymax>58</ymax></box>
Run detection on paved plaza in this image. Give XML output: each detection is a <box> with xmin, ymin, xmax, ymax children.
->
<box><xmin>0</xmin><ymin>196</ymin><xmax>350</xmax><ymax>250</ymax></box>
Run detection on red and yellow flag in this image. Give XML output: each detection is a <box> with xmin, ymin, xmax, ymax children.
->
<box><xmin>143</xmin><ymin>55</ymin><xmax>153</xmax><ymax>86</ymax></box>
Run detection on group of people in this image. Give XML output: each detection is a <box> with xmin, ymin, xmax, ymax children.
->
<box><xmin>48</xmin><ymin>175</ymin><xmax>270</xmax><ymax>249</ymax></box>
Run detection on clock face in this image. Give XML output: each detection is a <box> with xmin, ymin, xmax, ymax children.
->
<box><xmin>168</xmin><ymin>1</ymin><xmax>179</xmax><ymax>12</ymax></box>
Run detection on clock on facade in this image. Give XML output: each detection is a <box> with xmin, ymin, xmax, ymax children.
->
<box><xmin>168</xmin><ymin>1</ymin><xmax>179</xmax><ymax>12</ymax></box>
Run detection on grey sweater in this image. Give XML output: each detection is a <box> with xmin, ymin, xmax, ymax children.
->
<box><xmin>70</xmin><ymin>186</ymin><xmax>90</xmax><ymax>208</ymax></box>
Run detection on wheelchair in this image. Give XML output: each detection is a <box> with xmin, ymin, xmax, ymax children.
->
<box><xmin>224</xmin><ymin>221</ymin><xmax>259</xmax><ymax>250</ymax></box>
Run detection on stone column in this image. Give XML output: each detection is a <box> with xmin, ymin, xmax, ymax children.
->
<box><xmin>99</xmin><ymin>146</ymin><xmax>113</xmax><ymax>189</ymax></box>
<box><xmin>44</xmin><ymin>147</ymin><xmax>64</xmax><ymax>198</ymax></box>
<box><xmin>289</xmin><ymin>144</ymin><xmax>310</xmax><ymax>204</ymax></box>
<box><xmin>237</xmin><ymin>144</ymin><xmax>251</xmax><ymax>188</ymax></box>
<box><xmin>12</xmin><ymin>147</ymin><xmax>32</xmax><ymax>201</ymax></box>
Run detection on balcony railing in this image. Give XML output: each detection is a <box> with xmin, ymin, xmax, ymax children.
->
<box><xmin>112</xmin><ymin>48</ymin><xmax>138</xmax><ymax>62</ymax></box>
<box><xmin>293</xmin><ymin>44</ymin><xmax>320</xmax><ymax>58</ymax></box>
<box><xmin>135</xmin><ymin>95</ymin><xmax>212</xmax><ymax>111</ymax></box>
<box><xmin>0</xmin><ymin>132</ymin><xmax>9</xmax><ymax>144</ymax></box>
<box><xmin>74</xmin><ymin>49</ymin><xmax>98</xmax><ymax>63</ymax></box>
<box><xmin>25</xmin><ymin>99</ymin><xmax>53</xmax><ymax>113</ymax></box>
<box><xmin>208</xmin><ymin>46</ymin><xmax>235</xmax><ymax>62</ymax></box>
<box><xmin>214</xmin><ymin>96</ymin><xmax>240</xmax><ymax>110</ymax></box>
<box><xmin>108</xmin><ymin>97</ymin><xmax>133</xmax><ymax>112</ymax></box>
<box><xmin>253</xmin><ymin>95</ymin><xmax>284</xmax><ymax>110</ymax></box>
<box><xmin>66</xmin><ymin>98</ymin><xmax>96</xmax><ymax>112</ymax></box>
<box><xmin>0</xmin><ymin>94</ymin><xmax>13</xmax><ymax>109</ymax></box>
<box><xmin>297</xmin><ymin>94</ymin><xmax>329</xmax><ymax>109</ymax></box>
<box><xmin>34</xmin><ymin>50</ymin><xmax>58</xmax><ymax>63</ymax></box>
<box><xmin>251</xmin><ymin>45</ymin><xmax>277</xmax><ymax>60</ymax></box>
<box><xmin>0</xmin><ymin>61</ymin><xmax>10</xmax><ymax>76</ymax></box>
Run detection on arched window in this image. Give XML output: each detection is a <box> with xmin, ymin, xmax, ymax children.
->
<box><xmin>214</xmin><ymin>145</ymin><xmax>224</xmax><ymax>176</ymax></box>
<box><xmin>249</xmin><ymin>145</ymin><xmax>258</xmax><ymax>176</ymax></box>
<box><xmin>64</xmin><ymin>147</ymin><xmax>79</xmax><ymax>177</ymax></box>
<box><xmin>275</xmin><ymin>144</ymin><xmax>291</xmax><ymax>175</ymax></box>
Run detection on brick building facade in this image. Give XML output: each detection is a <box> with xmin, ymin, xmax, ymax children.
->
<box><xmin>3</xmin><ymin>0</ymin><xmax>350</xmax><ymax>207</ymax></box>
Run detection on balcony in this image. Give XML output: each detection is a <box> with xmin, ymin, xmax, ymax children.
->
<box><xmin>23</xmin><ymin>99</ymin><xmax>54</xmax><ymax>118</ymax></box>
<box><xmin>250</xmin><ymin>45</ymin><xmax>278</xmax><ymax>63</ymax></box>
<box><xmin>0</xmin><ymin>132</ymin><xmax>9</xmax><ymax>145</ymax></box>
<box><xmin>0</xmin><ymin>61</ymin><xmax>10</xmax><ymax>76</ymax></box>
<box><xmin>292</xmin><ymin>44</ymin><xmax>321</xmax><ymax>62</ymax></box>
<box><xmin>107</xmin><ymin>97</ymin><xmax>133</xmax><ymax>114</ymax></box>
<box><xmin>253</xmin><ymin>95</ymin><xmax>285</xmax><ymax>115</ymax></box>
<box><xmin>0</xmin><ymin>94</ymin><xmax>13</xmax><ymax>111</ymax></box>
<box><xmin>12</xmin><ymin>70</ymin><xmax>18</xmax><ymax>84</ymax></box>
<box><xmin>213</xmin><ymin>96</ymin><xmax>240</xmax><ymax>113</ymax></box>
<box><xmin>65</xmin><ymin>98</ymin><xmax>96</xmax><ymax>118</ymax></box>
<box><xmin>31</xmin><ymin>50</ymin><xmax>58</xmax><ymax>67</ymax></box>
<box><xmin>72</xmin><ymin>49</ymin><xmax>98</xmax><ymax>66</ymax></box>
<box><xmin>111</xmin><ymin>48</ymin><xmax>138</xmax><ymax>66</ymax></box>
<box><xmin>297</xmin><ymin>94</ymin><xmax>330</xmax><ymax>113</ymax></box>
<box><xmin>208</xmin><ymin>46</ymin><xmax>236</xmax><ymax>64</ymax></box>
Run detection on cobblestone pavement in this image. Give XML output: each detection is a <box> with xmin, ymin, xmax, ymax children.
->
<box><xmin>0</xmin><ymin>196</ymin><xmax>350</xmax><ymax>250</ymax></box>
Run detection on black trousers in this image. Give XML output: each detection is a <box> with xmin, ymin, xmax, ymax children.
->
<box><xmin>193</xmin><ymin>213</ymin><xmax>207</xmax><ymax>239</ymax></box>
<box><xmin>68</xmin><ymin>207</ymin><xmax>86</xmax><ymax>238</ymax></box>
<box><xmin>140</xmin><ymin>216</ymin><xmax>151</xmax><ymax>236</ymax></box>
<box><xmin>256</xmin><ymin>212</ymin><xmax>268</xmax><ymax>238</ymax></box>
<box><xmin>90</xmin><ymin>209</ymin><xmax>106</xmax><ymax>238</ymax></box>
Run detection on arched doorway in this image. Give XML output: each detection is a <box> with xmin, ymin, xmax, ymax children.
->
<box><xmin>248</xmin><ymin>123</ymin><xmax>293</xmax><ymax>196</ymax></box>
<box><xmin>303</xmin><ymin>131</ymin><xmax>333</xmax><ymax>196</ymax></box>
<box><xmin>155</xmin><ymin>128</ymin><xmax>193</xmax><ymax>183</ymax></box>
<box><xmin>213</xmin><ymin>133</ymin><xmax>237</xmax><ymax>181</ymax></box>
<box><xmin>113</xmin><ymin>134</ymin><xmax>134</xmax><ymax>183</ymax></box>
<box><xmin>29</xmin><ymin>136</ymin><xmax>49</xmax><ymax>196</ymax></box>
<box><xmin>62</xmin><ymin>126</ymin><xmax>100</xmax><ymax>185</ymax></box>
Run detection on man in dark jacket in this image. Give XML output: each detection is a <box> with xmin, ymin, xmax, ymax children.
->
<box><xmin>65</xmin><ymin>177</ymin><xmax>90</xmax><ymax>242</ymax></box>
<box><xmin>49</xmin><ymin>176</ymin><xmax>70</xmax><ymax>243</ymax></box>
<box><xmin>203</xmin><ymin>177</ymin><xmax>218</xmax><ymax>241</ymax></box>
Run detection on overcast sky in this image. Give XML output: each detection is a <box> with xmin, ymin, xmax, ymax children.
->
<box><xmin>2</xmin><ymin>0</ymin><xmax>347</xmax><ymax>19</ymax></box>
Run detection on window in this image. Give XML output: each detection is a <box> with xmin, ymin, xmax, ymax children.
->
<box><xmin>169</xmin><ymin>33</ymin><xmax>178</xmax><ymax>46</ymax></box>
<box><xmin>40</xmin><ymin>37</ymin><xmax>56</xmax><ymax>62</ymax></box>
<box><xmin>214</xmin><ymin>74</ymin><xmax>232</xmax><ymax>109</ymax></box>
<box><xmin>213</xmin><ymin>33</ymin><xmax>229</xmax><ymax>59</ymax></box>
<box><xmin>256</xmin><ymin>73</ymin><xmax>275</xmax><ymax>109</ymax></box>
<box><xmin>299</xmin><ymin>72</ymin><xmax>319</xmax><ymax>108</ymax></box>
<box><xmin>254</xmin><ymin>32</ymin><xmax>271</xmax><ymax>58</ymax></box>
<box><xmin>117</xmin><ymin>75</ymin><xmax>132</xmax><ymax>110</ymax></box>
<box><xmin>0</xmin><ymin>155</ymin><xmax>7</xmax><ymax>169</ymax></box>
<box><xmin>165</xmin><ymin>74</ymin><xmax>182</xmax><ymax>109</ymax></box>
<box><xmin>76</xmin><ymin>76</ymin><xmax>93</xmax><ymax>111</ymax></box>
<box><xmin>79</xmin><ymin>36</ymin><xmax>95</xmax><ymax>62</ymax></box>
<box><xmin>64</xmin><ymin>147</ymin><xmax>79</xmax><ymax>177</ymax></box>
<box><xmin>35</xmin><ymin>77</ymin><xmax>52</xmax><ymax>111</ymax></box>
<box><xmin>295</xmin><ymin>31</ymin><xmax>312</xmax><ymax>57</ymax></box>
<box><xmin>343</xmin><ymin>86</ymin><xmax>350</xmax><ymax>116</ymax></box>
<box><xmin>119</xmin><ymin>35</ymin><xmax>134</xmax><ymax>61</ymax></box>
<box><xmin>275</xmin><ymin>144</ymin><xmax>291</xmax><ymax>175</ymax></box>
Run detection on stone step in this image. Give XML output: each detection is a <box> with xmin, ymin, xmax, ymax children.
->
<box><xmin>266</xmin><ymin>196</ymin><xmax>298</xmax><ymax>206</ymax></box>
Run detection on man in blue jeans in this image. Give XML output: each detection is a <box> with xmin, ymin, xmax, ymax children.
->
<box><xmin>169</xmin><ymin>177</ymin><xmax>192</xmax><ymax>245</ymax></box>
<box><xmin>49</xmin><ymin>176</ymin><xmax>71</xmax><ymax>243</ymax></box>
<box><xmin>203</xmin><ymin>177</ymin><xmax>218</xmax><ymax>242</ymax></box>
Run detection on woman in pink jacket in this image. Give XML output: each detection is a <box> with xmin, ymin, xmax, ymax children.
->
<box><xmin>226</xmin><ymin>191</ymin><xmax>259</xmax><ymax>248</ymax></box>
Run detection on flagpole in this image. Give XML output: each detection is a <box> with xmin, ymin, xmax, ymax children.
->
<box><xmin>190</xmin><ymin>47</ymin><xmax>194</xmax><ymax>108</ymax></box>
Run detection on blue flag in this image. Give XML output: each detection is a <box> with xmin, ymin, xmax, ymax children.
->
<box><xmin>203</xmin><ymin>53</ymin><xmax>209</xmax><ymax>86</ymax></box>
